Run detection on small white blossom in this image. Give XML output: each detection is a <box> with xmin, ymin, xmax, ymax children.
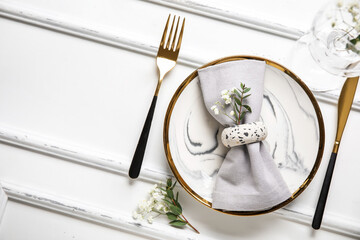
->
<box><xmin>221</xmin><ymin>89</ymin><xmax>229</xmax><ymax>96</ymax></box>
<box><xmin>132</xmin><ymin>211</ymin><xmax>140</xmax><ymax>220</ymax></box>
<box><xmin>211</xmin><ymin>105</ymin><xmax>220</xmax><ymax>115</ymax></box>
<box><xmin>152</xmin><ymin>192</ymin><xmax>164</xmax><ymax>202</ymax></box>
<box><xmin>231</xmin><ymin>87</ymin><xmax>237</xmax><ymax>93</ymax></box>
<box><xmin>133</xmin><ymin>211</ymin><xmax>144</xmax><ymax>220</ymax></box>
<box><xmin>133</xmin><ymin>178</ymin><xmax>197</xmax><ymax>232</ymax></box>
<box><xmin>154</xmin><ymin>201</ymin><xmax>164</xmax><ymax>211</ymax></box>
<box><xmin>138</xmin><ymin>199</ymin><xmax>153</xmax><ymax>213</ymax></box>
<box><xmin>149</xmin><ymin>184</ymin><xmax>158</xmax><ymax>194</ymax></box>
<box><xmin>230</xmin><ymin>110</ymin><xmax>235</xmax><ymax>116</ymax></box>
<box><xmin>337</xmin><ymin>0</ymin><xmax>343</xmax><ymax>8</ymax></box>
<box><xmin>221</xmin><ymin>93</ymin><xmax>229</xmax><ymax>100</ymax></box>
<box><xmin>221</xmin><ymin>93</ymin><xmax>231</xmax><ymax>105</ymax></box>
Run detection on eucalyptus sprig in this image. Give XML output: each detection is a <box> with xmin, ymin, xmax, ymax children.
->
<box><xmin>133</xmin><ymin>178</ymin><xmax>199</xmax><ymax>234</ymax></box>
<box><xmin>162</xmin><ymin>179</ymin><xmax>199</xmax><ymax>233</ymax></box>
<box><xmin>211</xmin><ymin>82</ymin><xmax>252</xmax><ymax>125</ymax></box>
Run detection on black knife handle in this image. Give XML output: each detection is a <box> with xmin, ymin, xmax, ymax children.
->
<box><xmin>129</xmin><ymin>96</ymin><xmax>158</xmax><ymax>179</ymax></box>
<box><xmin>312</xmin><ymin>152</ymin><xmax>338</xmax><ymax>229</ymax></box>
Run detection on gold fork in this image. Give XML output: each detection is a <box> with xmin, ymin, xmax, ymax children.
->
<box><xmin>129</xmin><ymin>14</ymin><xmax>185</xmax><ymax>179</ymax></box>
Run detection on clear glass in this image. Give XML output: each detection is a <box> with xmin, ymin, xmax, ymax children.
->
<box><xmin>288</xmin><ymin>0</ymin><xmax>360</xmax><ymax>91</ymax></box>
<box><xmin>310</xmin><ymin>0</ymin><xmax>360</xmax><ymax>77</ymax></box>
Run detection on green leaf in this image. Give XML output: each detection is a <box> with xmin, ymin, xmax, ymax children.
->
<box><xmin>175</xmin><ymin>200</ymin><xmax>182</xmax><ymax>211</ymax></box>
<box><xmin>166</xmin><ymin>212</ymin><xmax>178</xmax><ymax>221</ymax></box>
<box><xmin>234</xmin><ymin>97</ymin><xmax>242</xmax><ymax>106</ymax></box>
<box><xmin>243</xmin><ymin>94</ymin><xmax>251</xmax><ymax>99</ymax></box>
<box><xmin>167</xmin><ymin>178</ymin><xmax>172</xmax><ymax>187</ymax></box>
<box><xmin>233</xmin><ymin>101</ymin><xmax>239</xmax><ymax>112</ymax></box>
<box><xmin>350</xmin><ymin>38</ymin><xmax>357</xmax><ymax>45</ymax></box>
<box><xmin>170</xmin><ymin>220</ymin><xmax>187</xmax><ymax>227</ymax></box>
<box><xmin>240</xmin><ymin>83</ymin><xmax>244</xmax><ymax>89</ymax></box>
<box><xmin>171</xmin><ymin>181</ymin><xmax>177</xmax><ymax>190</ymax></box>
<box><xmin>166</xmin><ymin>189</ymin><xmax>174</xmax><ymax>199</ymax></box>
<box><xmin>232</xmin><ymin>104</ymin><xmax>239</xmax><ymax>120</ymax></box>
<box><xmin>170</xmin><ymin>205</ymin><xmax>182</xmax><ymax>215</ymax></box>
<box><xmin>239</xmin><ymin>111</ymin><xmax>246</xmax><ymax>121</ymax></box>
<box><xmin>175</xmin><ymin>192</ymin><xmax>179</xmax><ymax>202</ymax></box>
<box><xmin>243</xmin><ymin>105</ymin><xmax>252</xmax><ymax>113</ymax></box>
<box><xmin>163</xmin><ymin>199</ymin><xmax>174</xmax><ymax>206</ymax></box>
<box><xmin>234</xmin><ymin>88</ymin><xmax>242</xmax><ymax>98</ymax></box>
<box><xmin>243</xmin><ymin>87</ymin><xmax>251</xmax><ymax>93</ymax></box>
<box><xmin>350</xmin><ymin>34</ymin><xmax>360</xmax><ymax>45</ymax></box>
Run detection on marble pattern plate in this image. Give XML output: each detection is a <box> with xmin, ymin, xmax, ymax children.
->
<box><xmin>164</xmin><ymin>56</ymin><xmax>325</xmax><ymax>215</ymax></box>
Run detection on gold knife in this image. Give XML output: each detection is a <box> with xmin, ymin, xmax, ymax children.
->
<box><xmin>312</xmin><ymin>76</ymin><xmax>359</xmax><ymax>229</ymax></box>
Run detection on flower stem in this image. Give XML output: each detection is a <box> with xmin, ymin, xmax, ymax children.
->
<box><xmin>171</xmin><ymin>199</ymin><xmax>200</xmax><ymax>234</ymax></box>
<box><xmin>220</xmin><ymin>109</ymin><xmax>237</xmax><ymax>122</ymax></box>
<box><xmin>180</xmin><ymin>213</ymin><xmax>200</xmax><ymax>234</ymax></box>
<box><xmin>237</xmin><ymin>90</ymin><xmax>244</xmax><ymax>125</ymax></box>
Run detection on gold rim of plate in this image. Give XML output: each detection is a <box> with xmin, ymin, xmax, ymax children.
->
<box><xmin>163</xmin><ymin>55</ymin><xmax>325</xmax><ymax>216</ymax></box>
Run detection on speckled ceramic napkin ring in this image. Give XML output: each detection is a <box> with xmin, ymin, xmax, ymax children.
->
<box><xmin>221</xmin><ymin>121</ymin><xmax>267</xmax><ymax>148</ymax></box>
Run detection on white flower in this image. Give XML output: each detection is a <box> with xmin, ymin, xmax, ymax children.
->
<box><xmin>158</xmin><ymin>202</ymin><xmax>169</xmax><ymax>213</ymax></box>
<box><xmin>138</xmin><ymin>200</ymin><xmax>147</xmax><ymax>211</ymax></box>
<box><xmin>221</xmin><ymin>93</ymin><xmax>231</xmax><ymax>104</ymax></box>
<box><xmin>163</xmin><ymin>206</ymin><xmax>170</xmax><ymax>212</ymax></box>
<box><xmin>221</xmin><ymin>93</ymin><xmax>229</xmax><ymax>100</ymax></box>
<box><xmin>132</xmin><ymin>211</ymin><xmax>140</xmax><ymax>220</ymax></box>
<box><xmin>147</xmin><ymin>200</ymin><xmax>155</xmax><ymax>211</ymax></box>
<box><xmin>221</xmin><ymin>89</ymin><xmax>229</xmax><ymax>96</ymax></box>
<box><xmin>152</xmin><ymin>192</ymin><xmax>164</xmax><ymax>202</ymax></box>
<box><xmin>211</xmin><ymin>105</ymin><xmax>220</xmax><ymax>115</ymax></box>
<box><xmin>337</xmin><ymin>0</ymin><xmax>343</xmax><ymax>8</ymax></box>
<box><xmin>231</xmin><ymin>87</ymin><xmax>237</xmax><ymax>93</ymax></box>
<box><xmin>149</xmin><ymin>184</ymin><xmax>158</xmax><ymax>194</ymax></box>
<box><xmin>224</xmin><ymin>98</ymin><xmax>231</xmax><ymax>105</ymax></box>
<box><xmin>230</xmin><ymin>110</ymin><xmax>235</xmax><ymax>116</ymax></box>
<box><xmin>154</xmin><ymin>202</ymin><xmax>164</xmax><ymax>211</ymax></box>
<box><xmin>147</xmin><ymin>216</ymin><xmax>153</xmax><ymax>224</ymax></box>
<box><xmin>138</xmin><ymin>199</ymin><xmax>153</xmax><ymax>213</ymax></box>
<box><xmin>133</xmin><ymin>210</ymin><xmax>144</xmax><ymax>220</ymax></box>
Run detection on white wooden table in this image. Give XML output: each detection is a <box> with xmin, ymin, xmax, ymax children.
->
<box><xmin>0</xmin><ymin>0</ymin><xmax>359</xmax><ymax>239</ymax></box>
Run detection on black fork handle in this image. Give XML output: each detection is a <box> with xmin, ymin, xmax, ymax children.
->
<box><xmin>312</xmin><ymin>152</ymin><xmax>338</xmax><ymax>229</ymax></box>
<box><xmin>129</xmin><ymin>95</ymin><xmax>158</xmax><ymax>179</ymax></box>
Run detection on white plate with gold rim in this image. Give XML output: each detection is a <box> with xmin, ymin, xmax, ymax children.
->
<box><xmin>163</xmin><ymin>56</ymin><xmax>325</xmax><ymax>216</ymax></box>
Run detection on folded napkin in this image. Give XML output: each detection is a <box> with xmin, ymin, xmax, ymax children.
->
<box><xmin>197</xmin><ymin>59</ymin><xmax>291</xmax><ymax>211</ymax></box>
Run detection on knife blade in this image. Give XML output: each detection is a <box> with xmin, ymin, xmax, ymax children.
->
<box><xmin>312</xmin><ymin>76</ymin><xmax>359</xmax><ymax>229</ymax></box>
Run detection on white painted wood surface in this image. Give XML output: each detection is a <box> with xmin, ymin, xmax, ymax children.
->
<box><xmin>0</xmin><ymin>0</ymin><xmax>359</xmax><ymax>239</ymax></box>
<box><xmin>0</xmin><ymin>185</ymin><xmax>6</xmax><ymax>224</ymax></box>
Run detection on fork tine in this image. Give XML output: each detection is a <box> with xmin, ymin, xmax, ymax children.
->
<box><xmin>171</xmin><ymin>16</ymin><xmax>180</xmax><ymax>51</ymax></box>
<box><xmin>176</xmin><ymin>18</ymin><xmax>185</xmax><ymax>52</ymax></box>
<box><xmin>166</xmin><ymin>15</ymin><xmax>176</xmax><ymax>49</ymax></box>
<box><xmin>160</xmin><ymin>14</ymin><xmax>171</xmax><ymax>48</ymax></box>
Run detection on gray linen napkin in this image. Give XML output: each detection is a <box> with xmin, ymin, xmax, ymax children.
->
<box><xmin>197</xmin><ymin>59</ymin><xmax>291</xmax><ymax>211</ymax></box>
